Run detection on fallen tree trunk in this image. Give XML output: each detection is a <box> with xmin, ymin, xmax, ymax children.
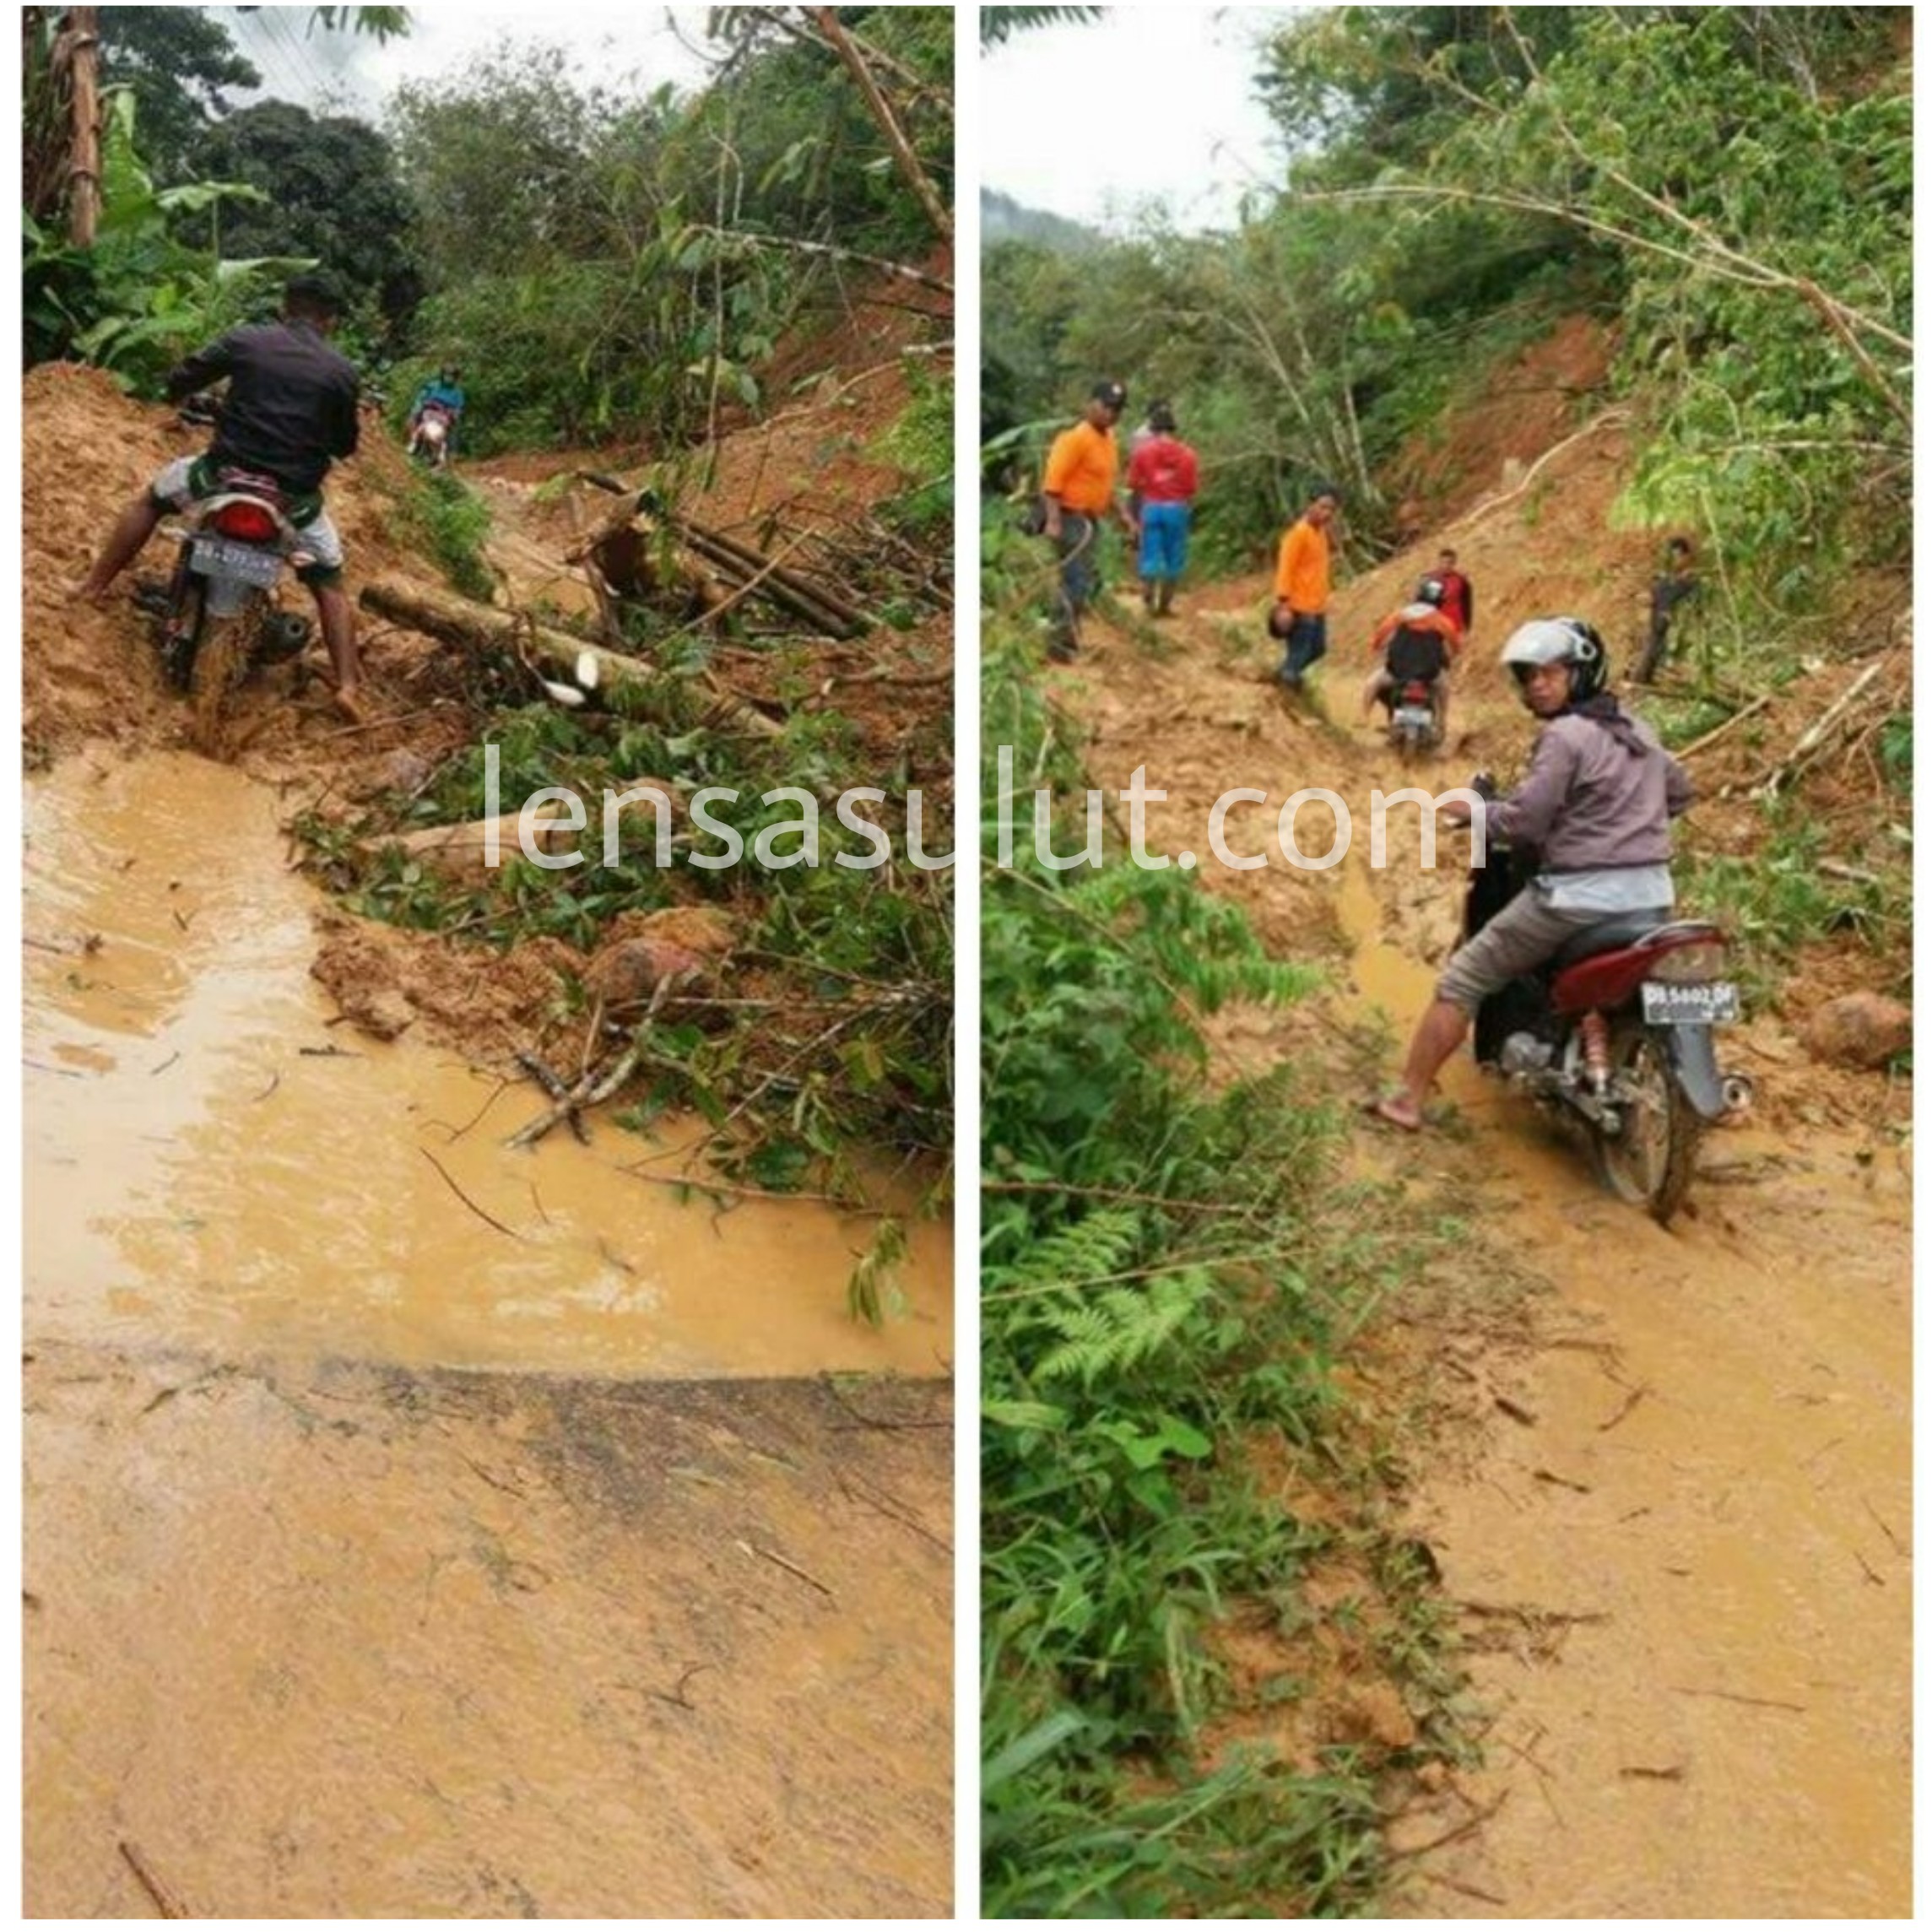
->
<box><xmin>360</xmin><ymin>576</ymin><xmax>783</xmax><ymax>737</ymax></box>
<box><xmin>566</xmin><ymin>490</ymin><xmax>867</xmax><ymax>636</ymax></box>
<box><xmin>362</xmin><ymin>576</ymin><xmax>652</xmax><ymax>690</ymax></box>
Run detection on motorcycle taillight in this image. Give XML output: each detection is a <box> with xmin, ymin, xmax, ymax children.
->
<box><xmin>1646</xmin><ymin>940</ymin><xmax>1728</xmax><ymax>982</ymax></box>
<box><xmin>210</xmin><ymin>501</ymin><xmax>279</xmax><ymax>543</ymax></box>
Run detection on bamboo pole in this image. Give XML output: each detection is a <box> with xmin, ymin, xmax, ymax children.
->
<box><xmin>66</xmin><ymin>7</ymin><xmax>100</xmax><ymax>248</ymax></box>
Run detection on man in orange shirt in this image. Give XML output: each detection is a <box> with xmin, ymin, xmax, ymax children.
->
<box><xmin>1041</xmin><ymin>379</ymin><xmax>1137</xmax><ymax>662</ymax></box>
<box><xmin>1271</xmin><ymin>486</ymin><xmax>1339</xmax><ymax>689</ymax></box>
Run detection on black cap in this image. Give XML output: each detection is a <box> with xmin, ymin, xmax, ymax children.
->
<box><xmin>1091</xmin><ymin>379</ymin><xmax>1127</xmax><ymax>410</ymax></box>
<box><xmin>284</xmin><ymin>271</ymin><xmax>344</xmax><ymax>318</ymax></box>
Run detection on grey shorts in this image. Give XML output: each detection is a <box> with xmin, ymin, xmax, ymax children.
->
<box><xmin>1437</xmin><ymin>887</ymin><xmax>1656</xmax><ymax>1015</ymax></box>
<box><xmin>153</xmin><ymin>455</ymin><xmax>345</xmax><ymax>581</ymax></box>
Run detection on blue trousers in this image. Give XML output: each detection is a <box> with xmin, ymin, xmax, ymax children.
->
<box><xmin>1281</xmin><ymin>611</ymin><xmax>1328</xmax><ymax>682</ymax></box>
<box><xmin>1138</xmin><ymin>501</ymin><xmax>1190</xmax><ymax>582</ymax></box>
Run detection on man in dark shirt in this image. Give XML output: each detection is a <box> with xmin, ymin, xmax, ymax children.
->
<box><xmin>75</xmin><ymin>273</ymin><xmax>368</xmax><ymax>719</ymax></box>
<box><xmin>1634</xmin><ymin>536</ymin><xmax>1697</xmax><ymax>684</ymax></box>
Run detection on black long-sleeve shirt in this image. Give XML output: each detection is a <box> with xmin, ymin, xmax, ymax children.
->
<box><xmin>165</xmin><ymin>317</ymin><xmax>360</xmax><ymax>494</ymax></box>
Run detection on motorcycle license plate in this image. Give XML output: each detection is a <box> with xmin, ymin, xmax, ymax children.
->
<box><xmin>1394</xmin><ymin>706</ymin><xmax>1433</xmax><ymax>730</ymax></box>
<box><xmin>1642</xmin><ymin>981</ymin><xmax>1740</xmax><ymax>1025</ymax></box>
<box><xmin>189</xmin><ymin>537</ymin><xmax>281</xmax><ymax>587</ymax></box>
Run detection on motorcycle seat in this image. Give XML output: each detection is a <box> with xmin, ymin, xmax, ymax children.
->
<box><xmin>1549</xmin><ymin>909</ymin><xmax>1675</xmax><ymax>967</ymax></box>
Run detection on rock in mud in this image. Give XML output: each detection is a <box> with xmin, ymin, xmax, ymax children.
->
<box><xmin>1328</xmin><ymin>1681</ymin><xmax>1419</xmax><ymax>1752</ymax></box>
<box><xmin>1803</xmin><ymin>992</ymin><xmax>1911</xmax><ymax>1069</ymax></box>
<box><xmin>581</xmin><ymin>908</ymin><xmax>734</xmax><ymax>1009</ymax></box>
<box><xmin>359</xmin><ymin>748</ymin><xmax>436</xmax><ymax>798</ymax></box>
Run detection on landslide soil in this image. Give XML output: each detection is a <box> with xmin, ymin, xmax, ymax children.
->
<box><xmin>22</xmin><ymin>280</ymin><xmax>955</xmax><ymax>1920</ymax></box>
<box><xmin>1053</xmin><ymin>404</ymin><xmax>1909</xmax><ymax>1917</ymax></box>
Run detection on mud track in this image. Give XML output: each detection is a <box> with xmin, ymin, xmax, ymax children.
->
<box><xmin>24</xmin><ymin>352</ymin><xmax>955</xmax><ymax>1915</ymax></box>
<box><xmin>1056</xmin><ymin>506</ymin><xmax>1909</xmax><ymax>1916</ymax></box>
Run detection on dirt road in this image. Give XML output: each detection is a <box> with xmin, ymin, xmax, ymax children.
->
<box><xmin>1056</xmin><ymin>542</ymin><xmax>1909</xmax><ymax>1917</ymax></box>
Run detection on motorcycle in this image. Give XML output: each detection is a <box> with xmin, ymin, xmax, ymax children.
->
<box><xmin>409</xmin><ymin>401</ymin><xmax>455</xmax><ymax>468</ymax></box>
<box><xmin>1464</xmin><ymin>775</ymin><xmax>1750</xmax><ymax>1224</ymax></box>
<box><xmin>1383</xmin><ymin>675</ymin><xmax>1442</xmax><ymax>763</ymax></box>
<box><xmin>138</xmin><ymin>468</ymin><xmax>314</xmax><ymax>753</ymax></box>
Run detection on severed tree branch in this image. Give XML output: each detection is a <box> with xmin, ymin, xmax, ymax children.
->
<box><xmin>809</xmin><ymin>7</ymin><xmax>952</xmax><ymax>246</ymax></box>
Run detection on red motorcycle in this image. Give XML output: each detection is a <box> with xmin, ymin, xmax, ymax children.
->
<box><xmin>1466</xmin><ymin>775</ymin><xmax>1749</xmax><ymax>1223</ymax></box>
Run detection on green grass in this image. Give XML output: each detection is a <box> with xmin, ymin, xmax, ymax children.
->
<box><xmin>391</xmin><ymin>468</ymin><xmax>496</xmax><ymax>602</ymax></box>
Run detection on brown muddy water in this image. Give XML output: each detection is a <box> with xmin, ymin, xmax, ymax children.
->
<box><xmin>24</xmin><ymin>750</ymin><xmax>955</xmax><ymax>1918</ymax></box>
<box><xmin>25</xmin><ymin>750</ymin><xmax>951</xmax><ymax>1377</ymax></box>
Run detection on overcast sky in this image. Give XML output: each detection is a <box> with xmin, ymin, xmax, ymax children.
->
<box><xmin>980</xmin><ymin>6</ymin><xmax>1301</xmax><ymax>234</ymax></box>
<box><xmin>217</xmin><ymin>4</ymin><xmax>722</xmax><ymax>116</ymax></box>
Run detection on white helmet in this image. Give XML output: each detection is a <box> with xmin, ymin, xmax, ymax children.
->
<box><xmin>1499</xmin><ymin>616</ymin><xmax>1609</xmax><ymax>700</ymax></box>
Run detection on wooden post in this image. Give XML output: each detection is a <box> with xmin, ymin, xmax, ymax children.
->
<box><xmin>66</xmin><ymin>6</ymin><xmax>101</xmax><ymax>248</ymax></box>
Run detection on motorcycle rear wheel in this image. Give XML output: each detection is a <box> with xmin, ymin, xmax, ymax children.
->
<box><xmin>1591</xmin><ymin>1018</ymin><xmax>1699</xmax><ymax>1225</ymax></box>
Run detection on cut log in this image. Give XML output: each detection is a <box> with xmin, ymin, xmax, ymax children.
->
<box><xmin>370</xmin><ymin>787</ymin><xmax>686</xmax><ymax>883</ymax></box>
<box><xmin>358</xmin><ymin>575</ymin><xmax>783</xmax><ymax>737</ymax></box>
<box><xmin>361</xmin><ymin>576</ymin><xmax>654</xmax><ymax>692</ymax></box>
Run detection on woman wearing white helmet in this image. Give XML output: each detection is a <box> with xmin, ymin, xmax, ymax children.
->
<box><xmin>1372</xmin><ymin>616</ymin><xmax>1694</xmax><ymax>1130</ymax></box>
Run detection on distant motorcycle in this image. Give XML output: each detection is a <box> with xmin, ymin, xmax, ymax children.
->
<box><xmin>1382</xmin><ymin>675</ymin><xmax>1442</xmax><ymax>763</ymax></box>
<box><xmin>139</xmin><ymin>468</ymin><xmax>314</xmax><ymax>753</ymax></box>
<box><xmin>1464</xmin><ymin>774</ymin><xmax>1750</xmax><ymax>1223</ymax></box>
<box><xmin>408</xmin><ymin>401</ymin><xmax>456</xmax><ymax>468</ymax></box>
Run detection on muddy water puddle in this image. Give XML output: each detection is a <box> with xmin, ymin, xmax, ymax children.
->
<box><xmin>25</xmin><ymin>751</ymin><xmax>950</xmax><ymax>1377</ymax></box>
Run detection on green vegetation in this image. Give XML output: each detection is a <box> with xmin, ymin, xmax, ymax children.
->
<box><xmin>387</xmin><ymin>469</ymin><xmax>494</xmax><ymax>601</ymax></box>
<box><xmin>984</xmin><ymin>6</ymin><xmax>1909</xmax><ymax>623</ymax></box>
<box><xmin>981</xmin><ymin>527</ymin><xmax>1469</xmax><ymax>1916</ymax></box>
<box><xmin>305</xmin><ymin>625</ymin><xmax>952</xmax><ymax>1198</ymax></box>
<box><xmin>30</xmin><ymin>6</ymin><xmax>955</xmax><ymax>454</ymax></box>
<box><xmin>1686</xmin><ymin>806</ymin><xmax>1907</xmax><ymax>1004</ymax></box>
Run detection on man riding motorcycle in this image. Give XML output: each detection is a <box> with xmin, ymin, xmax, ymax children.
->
<box><xmin>1361</xmin><ymin>575</ymin><xmax>1463</xmax><ymax>736</ymax></box>
<box><xmin>1372</xmin><ymin>617</ymin><xmax>1693</xmax><ymax>1130</ymax></box>
<box><xmin>408</xmin><ymin>365</ymin><xmax>467</xmax><ymax>460</ymax></box>
<box><xmin>73</xmin><ymin>272</ymin><xmax>367</xmax><ymax>721</ymax></box>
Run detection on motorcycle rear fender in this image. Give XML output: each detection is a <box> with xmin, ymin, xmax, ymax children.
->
<box><xmin>1663</xmin><ymin>1022</ymin><xmax>1729</xmax><ymax>1121</ymax></box>
<box><xmin>192</xmin><ymin>490</ymin><xmax>300</xmax><ymax>550</ymax></box>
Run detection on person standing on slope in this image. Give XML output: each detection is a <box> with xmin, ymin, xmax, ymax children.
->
<box><xmin>1271</xmin><ymin>484</ymin><xmax>1339</xmax><ymax>690</ymax></box>
<box><xmin>1124</xmin><ymin>402</ymin><xmax>1199</xmax><ymax>618</ymax></box>
<box><xmin>1040</xmin><ymin>378</ymin><xmax>1137</xmax><ymax>663</ymax></box>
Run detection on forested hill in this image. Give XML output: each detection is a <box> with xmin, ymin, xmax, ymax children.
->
<box><xmin>26</xmin><ymin>6</ymin><xmax>954</xmax><ymax>458</ymax></box>
<box><xmin>981</xmin><ymin>186</ymin><xmax>1099</xmax><ymax>254</ymax></box>
<box><xmin>982</xmin><ymin>5</ymin><xmax>1911</xmax><ymax>623</ymax></box>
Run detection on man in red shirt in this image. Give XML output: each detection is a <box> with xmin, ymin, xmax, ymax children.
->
<box><xmin>1124</xmin><ymin>403</ymin><xmax>1199</xmax><ymax>616</ymax></box>
<box><xmin>1432</xmin><ymin>547</ymin><xmax>1474</xmax><ymax>641</ymax></box>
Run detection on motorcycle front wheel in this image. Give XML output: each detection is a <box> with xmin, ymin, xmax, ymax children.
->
<box><xmin>188</xmin><ymin>610</ymin><xmax>251</xmax><ymax>757</ymax></box>
<box><xmin>1591</xmin><ymin>1018</ymin><xmax>1700</xmax><ymax>1225</ymax></box>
